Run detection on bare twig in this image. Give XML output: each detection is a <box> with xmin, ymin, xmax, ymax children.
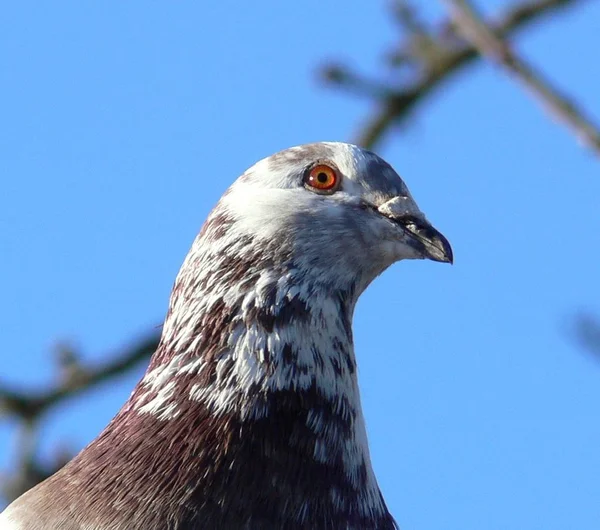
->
<box><xmin>442</xmin><ymin>0</ymin><xmax>600</xmax><ymax>155</ymax></box>
<box><xmin>575</xmin><ymin>313</ymin><xmax>600</xmax><ymax>360</ymax></box>
<box><xmin>321</xmin><ymin>0</ymin><xmax>591</xmax><ymax>148</ymax></box>
<box><xmin>0</xmin><ymin>332</ymin><xmax>159</xmax><ymax>420</ymax></box>
<box><xmin>0</xmin><ymin>420</ymin><xmax>60</xmax><ymax>502</ymax></box>
<box><xmin>0</xmin><ymin>332</ymin><xmax>159</xmax><ymax>503</ymax></box>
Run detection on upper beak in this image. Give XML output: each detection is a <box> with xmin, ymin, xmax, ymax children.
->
<box><xmin>396</xmin><ymin>216</ymin><xmax>453</xmax><ymax>264</ymax></box>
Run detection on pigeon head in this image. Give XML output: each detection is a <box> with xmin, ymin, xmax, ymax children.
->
<box><xmin>213</xmin><ymin>142</ymin><xmax>452</xmax><ymax>293</ymax></box>
<box><xmin>1</xmin><ymin>142</ymin><xmax>452</xmax><ymax>530</ymax></box>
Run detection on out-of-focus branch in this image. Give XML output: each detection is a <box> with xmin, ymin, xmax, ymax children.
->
<box><xmin>0</xmin><ymin>332</ymin><xmax>159</xmax><ymax>503</ymax></box>
<box><xmin>442</xmin><ymin>0</ymin><xmax>600</xmax><ymax>155</ymax></box>
<box><xmin>575</xmin><ymin>313</ymin><xmax>600</xmax><ymax>361</ymax></box>
<box><xmin>0</xmin><ymin>333</ymin><xmax>159</xmax><ymax>420</ymax></box>
<box><xmin>0</xmin><ymin>420</ymin><xmax>67</xmax><ymax>502</ymax></box>
<box><xmin>321</xmin><ymin>0</ymin><xmax>592</xmax><ymax>149</ymax></box>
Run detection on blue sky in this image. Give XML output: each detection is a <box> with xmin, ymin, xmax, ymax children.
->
<box><xmin>1</xmin><ymin>1</ymin><xmax>600</xmax><ymax>528</ymax></box>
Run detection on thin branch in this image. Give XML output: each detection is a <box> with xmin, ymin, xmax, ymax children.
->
<box><xmin>575</xmin><ymin>313</ymin><xmax>600</xmax><ymax>361</ymax></box>
<box><xmin>442</xmin><ymin>0</ymin><xmax>600</xmax><ymax>155</ymax></box>
<box><xmin>0</xmin><ymin>333</ymin><xmax>159</xmax><ymax>503</ymax></box>
<box><xmin>0</xmin><ymin>417</ymin><xmax>73</xmax><ymax>502</ymax></box>
<box><xmin>0</xmin><ymin>332</ymin><xmax>159</xmax><ymax>421</ymax></box>
<box><xmin>321</xmin><ymin>0</ymin><xmax>591</xmax><ymax>148</ymax></box>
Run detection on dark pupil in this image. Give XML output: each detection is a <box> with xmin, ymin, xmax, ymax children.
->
<box><xmin>316</xmin><ymin>172</ymin><xmax>329</xmax><ymax>183</ymax></box>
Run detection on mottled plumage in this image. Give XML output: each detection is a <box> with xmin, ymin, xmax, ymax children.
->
<box><xmin>0</xmin><ymin>142</ymin><xmax>452</xmax><ymax>529</ymax></box>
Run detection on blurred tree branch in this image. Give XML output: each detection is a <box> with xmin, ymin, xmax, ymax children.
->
<box><xmin>2</xmin><ymin>0</ymin><xmax>599</xmax><ymax>508</ymax></box>
<box><xmin>321</xmin><ymin>0</ymin><xmax>597</xmax><ymax>149</ymax></box>
<box><xmin>575</xmin><ymin>313</ymin><xmax>600</xmax><ymax>361</ymax></box>
<box><xmin>0</xmin><ymin>333</ymin><xmax>159</xmax><ymax>501</ymax></box>
<box><xmin>442</xmin><ymin>0</ymin><xmax>600</xmax><ymax>154</ymax></box>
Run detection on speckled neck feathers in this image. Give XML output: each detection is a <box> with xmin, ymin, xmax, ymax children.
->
<box><xmin>13</xmin><ymin>200</ymin><xmax>397</xmax><ymax>529</ymax></box>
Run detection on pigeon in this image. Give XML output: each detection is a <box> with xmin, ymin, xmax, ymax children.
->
<box><xmin>0</xmin><ymin>142</ymin><xmax>452</xmax><ymax>529</ymax></box>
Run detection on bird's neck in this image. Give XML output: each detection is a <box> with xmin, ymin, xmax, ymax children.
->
<box><xmin>137</xmin><ymin>237</ymin><xmax>369</xmax><ymax>422</ymax></box>
<box><xmin>57</xmin><ymin>254</ymin><xmax>396</xmax><ymax>528</ymax></box>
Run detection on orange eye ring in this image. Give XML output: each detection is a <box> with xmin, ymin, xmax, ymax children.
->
<box><xmin>304</xmin><ymin>164</ymin><xmax>339</xmax><ymax>193</ymax></box>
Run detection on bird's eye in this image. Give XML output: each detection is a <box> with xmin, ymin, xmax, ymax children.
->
<box><xmin>304</xmin><ymin>164</ymin><xmax>339</xmax><ymax>193</ymax></box>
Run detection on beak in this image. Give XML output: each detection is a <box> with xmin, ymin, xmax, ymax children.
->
<box><xmin>397</xmin><ymin>216</ymin><xmax>453</xmax><ymax>264</ymax></box>
<box><xmin>376</xmin><ymin>196</ymin><xmax>453</xmax><ymax>264</ymax></box>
